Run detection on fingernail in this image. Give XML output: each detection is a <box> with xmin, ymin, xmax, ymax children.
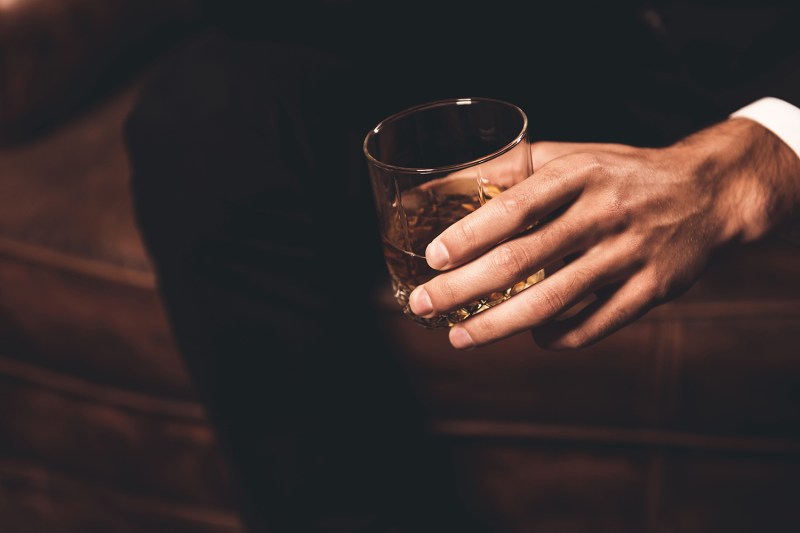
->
<box><xmin>426</xmin><ymin>240</ymin><xmax>450</xmax><ymax>269</ymax></box>
<box><xmin>409</xmin><ymin>286</ymin><xmax>433</xmax><ymax>316</ymax></box>
<box><xmin>449</xmin><ymin>326</ymin><xmax>476</xmax><ymax>350</ymax></box>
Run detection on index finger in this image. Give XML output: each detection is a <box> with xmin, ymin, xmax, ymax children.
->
<box><xmin>424</xmin><ymin>154</ymin><xmax>589</xmax><ymax>270</ymax></box>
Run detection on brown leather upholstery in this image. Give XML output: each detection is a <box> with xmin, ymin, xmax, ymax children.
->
<box><xmin>0</xmin><ymin>80</ymin><xmax>242</xmax><ymax>532</ymax></box>
<box><xmin>380</xmin><ymin>239</ymin><xmax>800</xmax><ymax>531</ymax></box>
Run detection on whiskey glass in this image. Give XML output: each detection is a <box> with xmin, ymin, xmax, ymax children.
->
<box><xmin>363</xmin><ymin>97</ymin><xmax>545</xmax><ymax>328</ymax></box>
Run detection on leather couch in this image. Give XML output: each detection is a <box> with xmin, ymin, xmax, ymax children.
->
<box><xmin>0</xmin><ymin>1</ymin><xmax>242</xmax><ymax>531</ymax></box>
<box><xmin>1</xmin><ymin>2</ymin><xmax>800</xmax><ymax>532</ymax></box>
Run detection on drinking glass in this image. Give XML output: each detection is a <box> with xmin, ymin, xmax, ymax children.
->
<box><xmin>363</xmin><ymin>97</ymin><xmax>545</xmax><ymax>328</ymax></box>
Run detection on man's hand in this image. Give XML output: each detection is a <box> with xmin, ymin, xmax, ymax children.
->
<box><xmin>408</xmin><ymin>118</ymin><xmax>800</xmax><ymax>350</ymax></box>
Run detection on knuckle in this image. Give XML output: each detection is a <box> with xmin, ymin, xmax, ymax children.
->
<box><xmin>529</xmin><ymin>285</ymin><xmax>567</xmax><ymax>322</ymax></box>
<box><xmin>452</xmin><ymin>219</ymin><xmax>478</xmax><ymax>249</ymax></box>
<box><xmin>570</xmin><ymin>265</ymin><xmax>597</xmax><ymax>292</ymax></box>
<box><xmin>606</xmin><ymin>188</ymin><xmax>630</xmax><ymax>219</ymax></box>
<box><xmin>624</xmin><ymin>234</ymin><xmax>647</xmax><ymax>259</ymax></box>
<box><xmin>577</xmin><ymin>152</ymin><xmax>606</xmax><ymax>175</ymax></box>
<box><xmin>490</xmin><ymin>242</ymin><xmax>528</xmax><ymax>279</ymax></box>
<box><xmin>472</xmin><ymin>314</ymin><xmax>498</xmax><ymax>341</ymax></box>
<box><xmin>646</xmin><ymin>271</ymin><xmax>670</xmax><ymax>303</ymax></box>
<box><xmin>576</xmin><ymin>152</ymin><xmax>621</xmax><ymax>190</ymax></box>
<box><xmin>593</xmin><ymin>187</ymin><xmax>632</xmax><ymax>227</ymax></box>
<box><xmin>492</xmin><ymin>190</ymin><xmax>527</xmax><ymax>222</ymax></box>
<box><xmin>430</xmin><ymin>276</ymin><xmax>459</xmax><ymax>310</ymax></box>
<box><xmin>538</xmin><ymin>216</ymin><xmax>579</xmax><ymax>250</ymax></box>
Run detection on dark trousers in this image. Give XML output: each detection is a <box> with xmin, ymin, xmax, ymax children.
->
<box><xmin>124</xmin><ymin>30</ymin><xmax>485</xmax><ymax>532</ymax></box>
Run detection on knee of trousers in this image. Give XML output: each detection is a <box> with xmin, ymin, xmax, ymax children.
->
<box><xmin>123</xmin><ymin>29</ymin><xmax>364</xmax><ymax>253</ymax></box>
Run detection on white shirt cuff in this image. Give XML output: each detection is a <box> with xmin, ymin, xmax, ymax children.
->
<box><xmin>730</xmin><ymin>97</ymin><xmax>800</xmax><ymax>162</ymax></box>
<box><xmin>731</xmin><ymin>97</ymin><xmax>800</xmax><ymax>246</ymax></box>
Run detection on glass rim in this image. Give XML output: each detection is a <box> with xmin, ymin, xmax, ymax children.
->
<box><xmin>362</xmin><ymin>97</ymin><xmax>528</xmax><ymax>175</ymax></box>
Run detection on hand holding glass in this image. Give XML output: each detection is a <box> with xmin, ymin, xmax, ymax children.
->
<box><xmin>363</xmin><ymin>97</ymin><xmax>544</xmax><ymax>328</ymax></box>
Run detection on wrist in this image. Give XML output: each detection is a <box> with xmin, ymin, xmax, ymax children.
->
<box><xmin>673</xmin><ymin>118</ymin><xmax>800</xmax><ymax>247</ymax></box>
<box><xmin>729</xmin><ymin>117</ymin><xmax>800</xmax><ymax>244</ymax></box>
